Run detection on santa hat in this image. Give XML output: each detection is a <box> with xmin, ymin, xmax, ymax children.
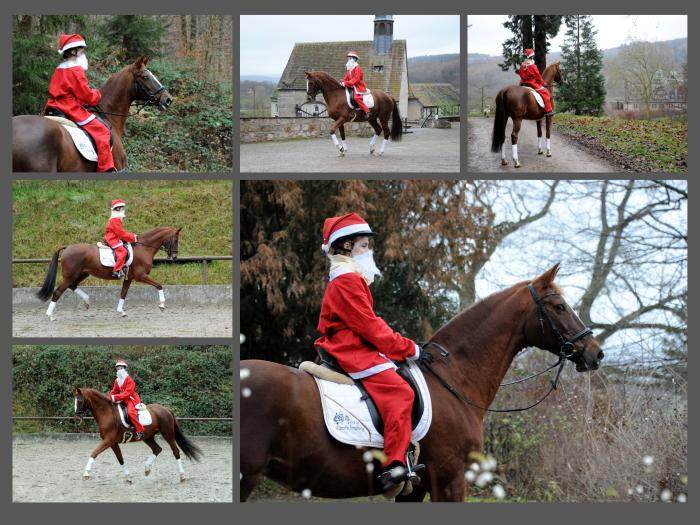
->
<box><xmin>321</xmin><ymin>212</ymin><xmax>374</xmax><ymax>253</ymax></box>
<box><xmin>58</xmin><ymin>34</ymin><xmax>87</xmax><ymax>54</ymax></box>
<box><xmin>346</xmin><ymin>51</ymin><xmax>360</xmax><ymax>60</ymax></box>
<box><xmin>115</xmin><ymin>360</ymin><xmax>128</xmax><ymax>368</ymax></box>
<box><xmin>111</xmin><ymin>199</ymin><xmax>126</xmax><ymax>210</ymax></box>
<box><xmin>524</xmin><ymin>48</ymin><xmax>535</xmax><ymax>59</ymax></box>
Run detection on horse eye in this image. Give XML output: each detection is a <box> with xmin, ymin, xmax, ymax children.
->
<box><xmin>555</xmin><ymin>304</ymin><xmax>566</xmax><ymax>312</ymax></box>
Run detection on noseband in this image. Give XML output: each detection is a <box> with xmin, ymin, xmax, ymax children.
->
<box><xmin>528</xmin><ymin>284</ymin><xmax>593</xmax><ymax>358</ymax></box>
<box><xmin>133</xmin><ymin>70</ymin><xmax>167</xmax><ymax>107</ymax></box>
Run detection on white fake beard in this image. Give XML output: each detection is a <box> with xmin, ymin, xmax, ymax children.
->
<box><xmin>110</xmin><ymin>210</ymin><xmax>126</xmax><ymax>219</ymax></box>
<box><xmin>116</xmin><ymin>369</ymin><xmax>127</xmax><ymax>386</ymax></box>
<box><xmin>77</xmin><ymin>54</ymin><xmax>89</xmax><ymax>71</ymax></box>
<box><xmin>354</xmin><ymin>250</ymin><xmax>382</xmax><ymax>285</ymax></box>
<box><xmin>346</xmin><ymin>59</ymin><xmax>355</xmax><ymax>70</ymax></box>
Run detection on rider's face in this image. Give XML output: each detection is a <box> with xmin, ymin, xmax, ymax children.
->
<box><xmin>351</xmin><ymin>236</ymin><xmax>371</xmax><ymax>257</ymax></box>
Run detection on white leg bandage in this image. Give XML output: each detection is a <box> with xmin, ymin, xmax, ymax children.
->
<box><xmin>380</xmin><ymin>138</ymin><xmax>388</xmax><ymax>154</ymax></box>
<box><xmin>74</xmin><ymin>288</ymin><xmax>89</xmax><ymax>301</ymax></box>
<box><xmin>158</xmin><ymin>290</ymin><xmax>165</xmax><ymax>303</ymax></box>
<box><xmin>512</xmin><ymin>144</ymin><xmax>519</xmax><ymax>161</ymax></box>
<box><xmin>538</xmin><ymin>137</ymin><xmax>543</xmax><ymax>150</ymax></box>
<box><xmin>370</xmin><ymin>134</ymin><xmax>379</xmax><ymax>146</ymax></box>
<box><xmin>342</xmin><ymin>140</ymin><xmax>348</xmax><ymax>151</ymax></box>
<box><xmin>331</xmin><ymin>134</ymin><xmax>340</xmax><ymax>147</ymax></box>
<box><xmin>117</xmin><ymin>298</ymin><xmax>125</xmax><ymax>312</ymax></box>
<box><xmin>85</xmin><ymin>457</ymin><xmax>95</xmax><ymax>471</ymax></box>
<box><xmin>176</xmin><ymin>458</ymin><xmax>184</xmax><ymax>474</ymax></box>
<box><xmin>501</xmin><ymin>145</ymin><xmax>506</xmax><ymax>160</ymax></box>
<box><xmin>146</xmin><ymin>453</ymin><xmax>157</xmax><ymax>467</ymax></box>
<box><xmin>547</xmin><ymin>138</ymin><xmax>551</xmax><ymax>150</ymax></box>
<box><xmin>46</xmin><ymin>301</ymin><xmax>57</xmax><ymax>316</ymax></box>
<box><xmin>122</xmin><ymin>464</ymin><xmax>130</xmax><ymax>476</ymax></box>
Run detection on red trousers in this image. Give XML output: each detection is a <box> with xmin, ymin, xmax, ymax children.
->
<box><xmin>353</xmin><ymin>92</ymin><xmax>370</xmax><ymax>113</ymax></box>
<box><xmin>112</xmin><ymin>245</ymin><xmax>128</xmax><ymax>272</ymax></box>
<box><xmin>362</xmin><ymin>368</ymin><xmax>414</xmax><ymax>466</ymax></box>
<box><xmin>125</xmin><ymin>401</ymin><xmax>144</xmax><ymax>432</ymax></box>
<box><xmin>81</xmin><ymin>118</ymin><xmax>115</xmax><ymax>172</ymax></box>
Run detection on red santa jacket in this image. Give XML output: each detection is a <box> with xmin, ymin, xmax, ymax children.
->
<box><xmin>342</xmin><ymin>66</ymin><xmax>368</xmax><ymax>93</ymax></box>
<box><xmin>45</xmin><ymin>60</ymin><xmax>102</xmax><ymax>125</ymax></box>
<box><xmin>315</xmin><ymin>271</ymin><xmax>419</xmax><ymax>379</ymax></box>
<box><xmin>518</xmin><ymin>62</ymin><xmax>545</xmax><ymax>89</ymax></box>
<box><xmin>105</xmin><ymin>217</ymin><xmax>137</xmax><ymax>248</ymax></box>
<box><xmin>110</xmin><ymin>375</ymin><xmax>142</xmax><ymax>405</ymax></box>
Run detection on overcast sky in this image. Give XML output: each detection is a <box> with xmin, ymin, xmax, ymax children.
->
<box><xmin>240</xmin><ymin>15</ymin><xmax>460</xmax><ymax>77</ymax></box>
<box><xmin>468</xmin><ymin>15</ymin><xmax>687</xmax><ymax>56</ymax></box>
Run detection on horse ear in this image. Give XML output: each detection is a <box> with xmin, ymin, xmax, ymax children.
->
<box><xmin>142</xmin><ymin>56</ymin><xmax>149</xmax><ymax>66</ymax></box>
<box><xmin>534</xmin><ymin>263</ymin><xmax>561</xmax><ymax>287</ymax></box>
<box><xmin>73</xmin><ymin>387</ymin><xmax>80</xmax><ymax>396</ymax></box>
<box><xmin>304</xmin><ymin>71</ymin><xmax>311</xmax><ymax>78</ymax></box>
<box><xmin>177</xmin><ymin>227</ymin><xmax>182</xmax><ymax>233</ymax></box>
<box><xmin>133</xmin><ymin>56</ymin><xmax>144</xmax><ymax>69</ymax></box>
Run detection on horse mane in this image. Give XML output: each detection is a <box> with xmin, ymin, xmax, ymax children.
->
<box><xmin>309</xmin><ymin>70</ymin><xmax>343</xmax><ymax>90</ymax></box>
<box><xmin>139</xmin><ymin>227</ymin><xmax>178</xmax><ymax>241</ymax></box>
<box><xmin>80</xmin><ymin>387</ymin><xmax>110</xmax><ymax>404</ymax></box>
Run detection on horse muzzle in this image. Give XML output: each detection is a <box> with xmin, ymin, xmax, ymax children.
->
<box><xmin>158</xmin><ymin>92</ymin><xmax>173</xmax><ymax>110</ymax></box>
<box><xmin>573</xmin><ymin>343</ymin><xmax>604</xmax><ymax>372</ymax></box>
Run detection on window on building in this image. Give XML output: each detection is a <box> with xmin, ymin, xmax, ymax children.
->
<box><xmin>373</xmin><ymin>65</ymin><xmax>384</xmax><ymax>73</ymax></box>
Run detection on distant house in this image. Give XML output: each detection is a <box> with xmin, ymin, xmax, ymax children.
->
<box><xmin>271</xmin><ymin>16</ymin><xmax>409</xmax><ymax>118</ymax></box>
<box><xmin>408</xmin><ymin>83</ymin><xmax>460</xmax><ymax>121</ymax></box>
<box><xmin>616</xmin><ymin>69</ymin><xmax>687</xmax><ymax>112</ymax></box>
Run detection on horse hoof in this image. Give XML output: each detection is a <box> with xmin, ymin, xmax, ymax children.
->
<box><xmin>180</xmin><ymin>474</ymin><xmax>186</xmax><ymax>483</ymax></box>
<box><xmin>118</xmin><ymin>310</ymin><xmax>127</xmax><ymax>318</ymax></box>
<box><xmin>514</xmin><ymin>162</ymin><xmax>521</xmax><ymax>168</ymax></box>
<box><xmin>546</xmin><ymin>152</ymin><xmax>552</xmax><ymax>157</ymax></box>
<box><xmin>83</xmin><ymin>301</ymin><xmax>90</xmax><ymax>310</ymax></box>
<box><xmin>369</xmin><ymin>148</ymin><xmax>375</xmax><ymax>155</ymax></box>
<box><xmin>145</xmin><ymin>469</ymin><xmax>151</xmax><ymax>477</ymax></box>
<box><xmin>159</xmin><ymin>303</ymin><xmax>166</xmax><ymax>311</ymax></box>
<box><xmin>538</xmin><ymin>150</ymin><xmax>544</xmax><ymax>155</ymax></box>
<box><xmin>49</xmin><ymin>315</ymin><xmax>56</xmax><ymax>322</ymax></box>
<box><xmin>501</xmin><ymin>159</ymin><xmax>508</xmax><ymax>166</ymax></box>
<box><xmin>125</xmin><ymin>476</ymin><xmax>132</xmax><ymax>484</ymax></box>
<box><xmin>338</xmin><ymin>151</ymin><xmax>345</xmax><ymax>157</ymax></box>
<box><xmin>83</xmin><ymin>473</ymin><xmax>91</xmax><ymax>480</ymax></box>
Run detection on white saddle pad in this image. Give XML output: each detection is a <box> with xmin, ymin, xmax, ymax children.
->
<box><xmin>118</xmin><ymin>403</ymin><xmax>152</xmax><ymax>428</ymax></box>
<box><xmin>346</xmin><ymin>88</ymin><xmax>375</xmax><ymax>110</ymax></box>
<box><xmin>524</xmin><ymin>87</ymin><xmax>545</xmax><ymax>108</ymax></box>
<box><xmin>314</xmin><ymin>360</ymin><xmax>432</xmax><ymax>448</ymax></box>
<box><xmin>98</xmin><ymin>243</ymin><xmax>133</xmax><ymax>268</ymax></box>
<box><xmin>44</xmin><ymin>115</ymin><xmax>110</xmax><ymax>162</ymax></box>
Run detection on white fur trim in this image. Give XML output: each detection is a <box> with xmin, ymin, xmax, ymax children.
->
<box><xmin>328</xmin><ymin>267</ymin><xmax>355</xmax><ymax>281</ymax></box>
<box><xmin>348</xmin><ymin>361</ymin><xmax>396</xmax><ymax>379</ymax></box>
<box><xmin>56</xmin><ymin>59</ymin><xmax>82</xmax><ymax>70</ymax></box>
<box><xmin>76</xmin><ymin>114</ymin><xmax>95</xmax><ymax>126</ymax></box>
<box><xmin>321</xmin><ymin>244</ymin><xmax>330</xmax><ymax>253</ymax></box>
<box><xmin>111</xmin><ymin>395</ymin><xmax>116</xmax><ymax>402</ymax></box>
<box><xmin>59</xmin><ymin>39</ymin><xmax>86</xmax><ymax>54</ymax></box>
<box><xmin>328</xmin><ymin>223</ymin><xmax>372</xmax><ymax>247</ymax></box>
<box><xmin>408</xmin><ymin>343</ymin><xmax>421</xmax><ymax>361</ymax></box>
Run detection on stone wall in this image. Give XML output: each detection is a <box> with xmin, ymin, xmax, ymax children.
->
<box><xmin>240</xmin><ymin>118</ymin><xmax>375</xmax><ymax>143</ymax></box>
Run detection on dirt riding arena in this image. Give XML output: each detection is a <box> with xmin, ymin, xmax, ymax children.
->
<box><xmin>467</xmin><ymin>117</ymin><xmax>618</xmax><ymax>172</ymax></box>
<box><xmin>240</xmin><ymin>123</ymin><xmax>460</xmax><ymax>172</ymax></box>
<box><xmin>13</xmin><ymin>434</ymin><xmax>232</xmax><ymax>502</ymax></box>
<box><xmin>12</xmin><ymin>285</ymin><xmax>232</xmax><ymax>337</ymax></box>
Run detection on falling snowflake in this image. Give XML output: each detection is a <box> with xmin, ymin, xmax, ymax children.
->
<box><xmin>642</xmin><ymin>455</ymin><xmax>654</xmax><ymax>466</ymax></box>
<box><xmin>464</xmin><ymin>470</ymin><xmax>476</xmax><ymax>482</ymax></box>
<box><xmin>475</xmin><ymin>472</ymin><xmax>493</xmax><ymax>488</ymax></box>
<box><xmin>677</xmin><ymin>494</ymin><xmax>687</xmax><ymax>503</ymax></box>
<box><xmin>366</xmin><ymin>463</ymin><xmax>375</xmax><ymax>473</ymax></box>
<box><xmin>241</xmin><ymin>387</ymin><xmax>252</xmax><ymax>398</ymax></box>
<box><xmin>492</xmin><ymin>484</ymin><xmax>506</xmax><ymax>500</ymax></box>
<box><xmin>240</xmin><ymin>368</ymin><xmax>251</xmax><ymax>380</ymax></box>
<box><xmin>660</xmin><ymin>489</ymin><xmax>672</xmax><ymax>502</ymax></box>
<box><xmin>240</xmin><ymin>334</ymin><xmax>247</xmax><ymax>344</ymax></box>
<box><xmin>301</xmin><ymin>489</ymin><xmax>312</xmax><ymax>499</ymax></box>
<box><xmin>362</xmin><ymin>451</ymin><xmax>373</xmax><ymax>463</ymax></box>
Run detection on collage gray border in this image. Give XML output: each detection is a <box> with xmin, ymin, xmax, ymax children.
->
<box><xmin>3</xmin><ymin>0</ymin><xmax>694</xmax><ymax>522</ymax></box>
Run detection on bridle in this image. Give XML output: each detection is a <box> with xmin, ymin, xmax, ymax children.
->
<box><xmin>91</xmin><ymin>69</ymin><xmax>168</xmax><ymax>118</ymax></box>
<box><xmin>137</xmin><ymin>232</ymin><xmax>179</xmax><ymax>260</ymax></box>
<box><xmin>417</xmin><ymin>283</ymin><xmax>594</xmax><ymax>413</ymax></box>
<box><xmin>74</xmin><ymin>395</ymin><xmax>90</xmax><ymax>422</ymax></box>
<box><xmin>305</xmin><ymin>74</ymin><xmax>343</xmax><ymax>102</ymax></box>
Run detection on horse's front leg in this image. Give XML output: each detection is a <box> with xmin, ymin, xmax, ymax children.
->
<box><xmin>117</xmin><ymin>278</ymin><xmax>132</xmax><ymax>317</ymax></box>
<box><xmin>510</xmin><ymin>118</ymin><xmax>522</xmax><ymax>168</ymax></box>
<box><xmin>83</xmin><ymin>439</ymin><xmax>112</xmax><ymax>479</ymax></box>
<box><xmin>368</xmin><ymin>119</ymin><xmax>382</xmax><ymax>155</ymax></box>
<box><xmin>537</xmin><ymin>120</ymin><xmax>544</xmax><ymax>154</ymax></box>
<box><xmin>338</xmin><ymin>124</ymin><xmax>348</xmax><ymax>153</ymax></box>
<box><xmin>427</xmin><ymin>464</ymin><xmax>468</xmax><ymax>502</ymax></box>
<box><xmin>111</xmin><ymin>444</ymin><xmax>132</xmax><ymax>484</ymax></box>
<box><xmin>137</xmin><ymin>274</ymin><xmax>166</xmax><ymax>311</ymax></box>
<box><xmin>545</xmin><ymin>115</ymin><xmax>552</xmax><ymax>157</ymax></box>
<box><xmin>330</xmin><ymin>118</ymin><xmax>347</xmax><ymax>156</ymax></box>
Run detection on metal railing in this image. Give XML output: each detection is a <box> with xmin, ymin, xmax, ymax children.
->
<box><xmin>12</xmin><ymin>255</ymin><xmax>232</xmax><ymax>286</ymax></box>
<box><xmin>13</xmin><ymin>416</ymin><xmax>231</xmax><ymax>422</ymax></box>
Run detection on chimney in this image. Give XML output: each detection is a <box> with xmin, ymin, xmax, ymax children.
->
<box><xmin>373</xmin><ymin>15</ymin><xmax>394</xmax><ymax>55</ymax></box>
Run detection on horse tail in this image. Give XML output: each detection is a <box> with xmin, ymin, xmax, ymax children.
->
<box><xmin>36</xmin><ymin>246</ymin><xmax>65</xmax><ymax>301</ymax></box>
<box><xmin>173</xmin><ymin>416</ymin><xmax>203</xmax><ymax>462</ymax></box>
<box><xmin>390</xmin><ymin>97</ymin><xmax>403</xmax><ymax>142</ymax></box>
<box><xmin>491</xmin><ymin>90</ymin><xmax>507</xmax><ymax>153</ymax></box>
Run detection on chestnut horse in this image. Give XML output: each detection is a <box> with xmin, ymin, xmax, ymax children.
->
<box><xmin>73</xmin><ymin>387</ymin><xmax>201</xmax><ymax>483</ymax></box>
<box><xmin>491</xmin><ymin>61</ymin><xmax>563</xmax><ymax>168</ymax></box>
<box><xmin>12</xmin><ymin>56</ymin><xmax>172</xmax><ymax>172</ymax></box>
<box><xmin>240</xmin><ymin>264</ymin><xmax>604</xmax><ymax>501</ymax></box>
<box><xmin>304</xmin><ymin>70</ymin><xmax>402</xmax><ymax>157</ymax></box>
<box><xmin>36</xmin><ymin>227</ymin><xmax>181</xmax><ymax>320</ymax></box>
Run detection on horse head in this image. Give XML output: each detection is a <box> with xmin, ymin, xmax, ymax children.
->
<box><xmin>132</xmin><ymin>56</ymin><xmax>173</xmax><ymax>110</ymax></box>
<box><xmin>524</xmin><ymin>263</ymin><xmax>603</xmax><ymax>372</ymax></box>
<box><xmin>72</xmin><ymin>387</ymin><xmax>90</xmax><ymax>422</ymax></box>
<box><xmin>163</xmin><ymin>227</ymin><xmax>181</xmax><ymax>261</ymax></box>
<box><xmin>550</xmin><ymin>61</ymin><xmax>564</xmax><ymax>86</ymax></box>
<box><xmin>304</xmin><ymin>71</ymin><xmax>321</xmax><ymax>101</ymax></box>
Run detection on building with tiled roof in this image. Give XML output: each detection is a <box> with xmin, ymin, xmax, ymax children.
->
<box><xmin>408</xmin><ymin>83</ymin><xmax>461</xmax><ymax>121</ymax></box>
<box><xmin>271</xmin><ymin>16</ymin><xmax>409</xmax><ymax>117</ymax></box>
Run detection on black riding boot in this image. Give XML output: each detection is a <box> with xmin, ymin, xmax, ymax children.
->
<box><xmin>378</xmin><ymin>461</ymin><xmax>409</xmax><ymax>492</ymax></box>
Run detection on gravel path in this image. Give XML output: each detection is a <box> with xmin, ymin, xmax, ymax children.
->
<box><xmin>13</xmin><ymin>435</ymin><xmax>232</xmax><ymax>502</ymax></box>
<box><xmin>467</xmin><ymin>117</ymin><xmax>618</xmax><ymax>172</ymax></box>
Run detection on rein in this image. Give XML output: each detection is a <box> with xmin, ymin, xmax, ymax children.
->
<box><xmin>417</xmin><ymin>284</ymin><xmax>593</xmax><ymax>413</ymax></box>
<box><xmin>90</xmin><ymin>70</ymin><xmax>168</xmax><ymax>118</ymax></box>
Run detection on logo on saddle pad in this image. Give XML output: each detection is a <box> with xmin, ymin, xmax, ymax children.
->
<box><xmin>43</xmin><ymin>115</ymin><xmax>113</xmax><ymax>162</ymax></box>
<box><xmin>117</xmin><ymin>403</ymin><xmax>152</xmax><ymax>429</ymax></box>
<box><xmin>308</xmin><ymin>360</ymin><xmax>432</xmax><ymax>448</ymax></box>
<box><xmin>524</xmin><ymin>87</ymin><xmax>545</xmax><ymax>109</ymax></box>
<box><xmin>98</xmin><ymin>242</ymin><xmax>134</xmax><ymax>269</ymax></box>
<box><xmin>345</xmin><ymin>88</ymin><xmax>375</xmax><ymax>110</ymax></box>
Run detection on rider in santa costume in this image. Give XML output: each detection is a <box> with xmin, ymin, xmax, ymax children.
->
<box><xmin>517</xmin><ymin>48</ymin><xmax>554</xmax><ymax>116</ymax></box>
<box><xmin>110</xmin><ymin>360</ymin><xmax>144</xmax><ymax>439</ymax></box>
<box><xmin>341</xmin><ymin>51</ymin><xmax>370</xmax><ymax>117</ymax></box>
<box><xmin>314</xmin><ymin>212</ymin><xmax>424</xmax><ymax>492</ymax></box>
<box><xmin>45</xmin><ymin>34</ymin><xmax>116</xmax><ymax>172</ymax></box>
<box><xmin>105</xmin><ymin>199</ymin><xmax>138</xmax><ymax>279</ymax></box>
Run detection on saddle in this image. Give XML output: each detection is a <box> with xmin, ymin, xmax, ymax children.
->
<box><xmin>523</xmin><ymin>86</ymin><xmax>545</xmax><ymax>108</ymax></box>
<box><xmin>44</xmin><ymin>107</ymin><xmax>114</xmax><ymax>161</ymax></box>
<box><xmin>97</xmin><ymin>241</ymin><xmax>134</xmax><ymax>269</ymax></box>
<box><xmin>316</xmin><ymin>347</ymin><xmax>424</xmax><ymax>435</ymax></box>
<box><xmin>345</xmin><ymin>88</ymin><xmax>375</xmax><ymax>110</ymax></box>
<box><xmin>116</xmin><ymin>402</ymin><xmax>152</xmax><ymax>429</ymax></box>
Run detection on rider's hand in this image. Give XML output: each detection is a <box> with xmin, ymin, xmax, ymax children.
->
<box><xmin>134</xmin><ymin>235</ymin><xmax>138</xmax><ymax>242</ymax></box>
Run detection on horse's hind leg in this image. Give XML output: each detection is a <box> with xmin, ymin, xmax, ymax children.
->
<box><xmin>329</xmin><ymin>118</ymin><xmax>347</xmax><ymax>156</ymax></box>
<box><xmin>69</xmin><ymin>272</ymin><xmax>91</xmax><ymax>309</ymax></box>
<box><xmin>510</xmin><ymin>118</ymin><xmax>522</xmax><ymax>168</ymax></box>
<box><xmin>111</xmin><ymin>444</ymin><xmax>132</xmax><ymax>484</ymax></box>
<box><xmin>338</xmin><ymin>124</ymin><xmax>348</xmax><ymax>153</ymax></box>
<box><xmin>378</xmin><ymin>115</ymin><xmax>390</xmax><ymax>155</ymax></box>
<box><xmin>368</xmin><ymin>119</ymin><xmax>382</xmax><ymax>155</ymax></box>
<box><xmin>163</xmin><ymin>433</ymin><xmax>186</xmax><ymax>482</ymax></box>
<box><xmin>545</xmin><ymin>116</ymin><xmax>552</xmax><ymax>157</ymax></box>
<box><xmin>537</xmin><ymin>120</ymin><xmax>544</xmax><ymax>154</ymax></box>
<box><xmin>117</xmin><ymin>278</ymin><xmax>133</xmax><ymax>317</ymax></box>
<box><xmin>143</xmin><ymin>436</ymin><xmax>162</xmax><ymax>476</ymax></box>
<box><xmin>46</xmin><ymin>279</ymin><xmax>74</xmax><ymax>321</ymax></box>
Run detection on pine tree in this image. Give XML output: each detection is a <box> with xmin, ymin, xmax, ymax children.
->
<box><xmin>500</xmin><ymin>15</ymin><xmax>563</xmax><ymax>72</ymax></box>
<box><xmin>558</xmin><ymin>15</ymin><xmax>606</xmax><ymax>115</ymax></box>
<box><xmin>103</xmin><ymin>15</ymin><xmax>168</xmax><ymax>61</ymax></box>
